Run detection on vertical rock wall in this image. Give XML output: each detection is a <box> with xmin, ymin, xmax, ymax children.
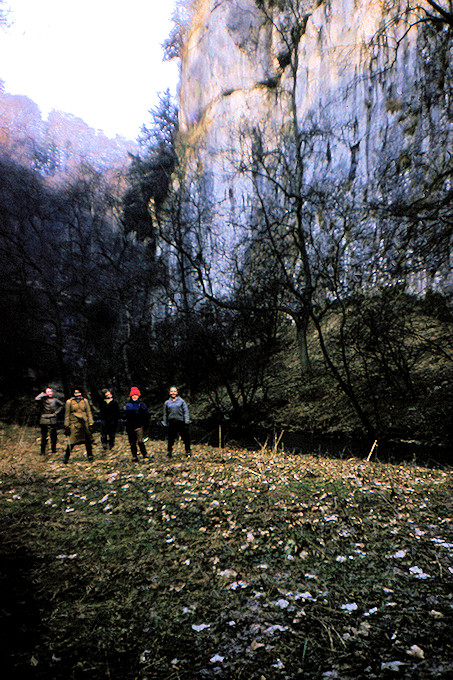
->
<box><xmin>176</xmin><ymin>0</ymin><xmax>453</xmax><ymax>291</ymax></box>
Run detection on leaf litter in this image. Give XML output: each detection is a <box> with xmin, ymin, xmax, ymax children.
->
<box><xmin>0</xmin><ymin>425</ymin><xmax>452</xmax><ymax>678</ymax></box>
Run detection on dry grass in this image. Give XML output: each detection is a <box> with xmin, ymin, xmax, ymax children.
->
<box><xmin>1</xmin><ymin>423</ymin><xmax>452</xmax><ymax>679</ymax></box>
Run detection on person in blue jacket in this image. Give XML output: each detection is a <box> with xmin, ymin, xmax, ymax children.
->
<box><xmin>163</xmin><ymin>386</ymin><xmax>191</xmax><ymax>458</ymax></box>
<box><xmin>124</xmin><ymin>387</ymin><xmax>149</xmax><ymax>461</ymax></box>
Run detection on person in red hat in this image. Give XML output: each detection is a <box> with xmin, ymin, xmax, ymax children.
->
<box><xmin>123</xmin><ymin>387</ymin><xmax>149</xmax><ymax>461</ymax></box>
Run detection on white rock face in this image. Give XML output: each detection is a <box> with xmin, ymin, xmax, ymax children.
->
<box><xmin>176</xmin><ymin>0</ymin><xmax>453</xmax><ymax>291</ymax></box>
<box><xmin>179</xmin><ymin>0</ymin><xmax>272</xmax><ymax>130</ymax></box>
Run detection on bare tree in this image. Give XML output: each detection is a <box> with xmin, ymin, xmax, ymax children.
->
<box><xmin>155</xmin><ymin>0</ymin><xmax>453</xmax><ymax>436</ymax></box>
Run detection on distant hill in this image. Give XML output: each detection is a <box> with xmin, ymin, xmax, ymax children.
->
<box><xmin>0</xmin><ymin>81</ymin><xmax>138</xmax><ymax>183</ymax></box>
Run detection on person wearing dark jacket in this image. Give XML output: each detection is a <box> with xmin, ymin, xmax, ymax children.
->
<box><xmin>35</xmin><ymin>387</ymin><xmax>63</xmax><ymax>455</ymax></box>
<box><xmin>123</xmin><ymin>387</ymin><xmax>149</xmax><ymax>461</ymax></box>
<box><xmin>99</xmin><ymin>389</ymin><xmax>120</xmax><ymax>450</ymax></box>
<box><xmin>64</xmin><ymin>388</ymin><xmax>94</xmax><ymax>463</ymax></box>
<box><xmin>163</xmin><ymin>386</ymin><xmax>191</xmax><ymax>458</ymax></box>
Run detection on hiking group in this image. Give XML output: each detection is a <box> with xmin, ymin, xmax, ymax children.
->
<box><xmin>34</xmin><ymin>385</ymin><xmax>191</xmax><ymax>463</ymax></box>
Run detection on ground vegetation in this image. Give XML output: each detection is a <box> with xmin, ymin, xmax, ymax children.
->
<box><xmin>0</xmin><ymin>425</ymin><xmax>452</xmax><ymax>679</ymax></box>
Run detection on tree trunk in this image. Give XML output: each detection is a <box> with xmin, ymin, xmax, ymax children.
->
<box><xmin>311</xmin><ymin>314</ymin><xmax>377</xmax><ymax>439</ymax></box>
<box><xmin>295</xmin><ymin>314</ymin><xmax>311</xmax><ymax>377</ymax></box>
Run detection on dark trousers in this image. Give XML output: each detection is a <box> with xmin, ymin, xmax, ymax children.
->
<box><xmin>64</xmin><ymin>440</ymin><xmax>93</xmax><ymax>462</ymax></box>
<box><xmin>101</xmin><ymin>424</ymin><xmax>117</xmax><ymax>449</ymax></box>
<box><xmin>40</xmin><ymin>424</ymin><xmax>57</xmax><ymax>454</ymax></box>
<box><xmin>167</xmin><ymin>420</ymin><xmax>191</xmax><ymax>455</ymax></box>
<box><xmin>127</xmin><ymin>427</ymin><xmax>147</xmax><ymax>459</ymax></box>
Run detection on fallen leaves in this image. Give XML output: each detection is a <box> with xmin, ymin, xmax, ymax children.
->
<box><xmin>192</xmin><ymin>623</ymin><xmax>211</xmax><ymax>632</ymax></box>
<box><xmin>407</xmin><ymin>644</ymin><xmax>425</xmax><ymax>659</ymax></box>
<box><xmin>0</xmin><ymin>428</ymin><xmax>452</xmax><ymax>679</ymax></box>
<box><xmin>409</xmin><ymin>565</ymin><xmax>431</xmax><ymax>579</ymax></box>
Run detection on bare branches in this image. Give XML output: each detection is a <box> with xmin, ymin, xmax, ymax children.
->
<box><xmin>423</xmin><ymin>0</ymin><xmax>453</xmax><ymax>28</ymax></box>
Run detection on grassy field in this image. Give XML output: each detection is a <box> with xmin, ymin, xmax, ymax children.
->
<box><xmin>0</xmin><ymin>423</ymin><xmax>452</xmax><ymax>679</ymax></box>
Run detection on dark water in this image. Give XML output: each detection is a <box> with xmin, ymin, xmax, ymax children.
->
<box><xmin>187</xmin><ymin>422</ymin><xmax>453</xmax><ymax>469</ymax></box>
<box><xmin>113</xmin><ymin>418</ymin><xmax>452</xmax><ymax>469</ymax></box>
<box><xmin>279</xmin><ymin>431</ymin><xmax>451</xmax><ymax>468</ymax></box>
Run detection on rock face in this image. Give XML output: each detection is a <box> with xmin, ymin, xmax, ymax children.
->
<box><xmin>177</xmin><ymin>0</ymin><xmax>453</xmax><ymax>292</ymax></box>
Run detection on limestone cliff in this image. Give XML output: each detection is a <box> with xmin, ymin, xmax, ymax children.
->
<box><xmin>176</xmin><ymin>0</ymin><xmax>453</xmax><ymax>291</ymax></box>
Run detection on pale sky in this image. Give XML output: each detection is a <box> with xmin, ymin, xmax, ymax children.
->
<box><xmin>0</xmin><ymin>0</ymin><xmax>180</xmax><ymax>140</ymax></box>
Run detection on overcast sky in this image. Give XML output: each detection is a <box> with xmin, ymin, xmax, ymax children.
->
<box><xmin>0</xmin><ymin>0</ymin><xmax>179</xmax><ymax>139</ymax></box>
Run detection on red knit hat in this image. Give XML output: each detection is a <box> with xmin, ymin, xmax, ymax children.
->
<box><xmin>130</xmin><ymin>387</ymin><xmax>141</xmax><ymax>397</ymax></box>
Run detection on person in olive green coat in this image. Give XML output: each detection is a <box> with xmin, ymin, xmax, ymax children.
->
<box><xmin>35</xmin><ymin>387</ymin><xmax>63</xmax><ymax>455</ymax></box>
<box><xmin>64</xmin><ymin>388</ymin><xmax>94</xmax><ymax>463</ymax></box>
